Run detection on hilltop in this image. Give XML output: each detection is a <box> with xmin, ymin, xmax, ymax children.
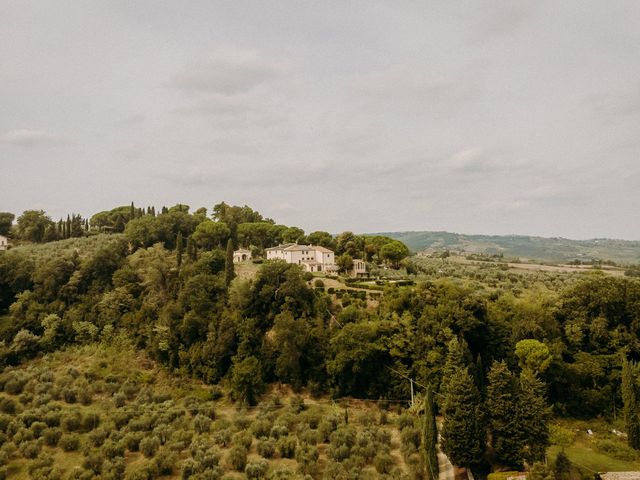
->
<box><xmin>376</xmin><ymin>231</ymin><xmax>640</xmax><ymax>264</ymax></box>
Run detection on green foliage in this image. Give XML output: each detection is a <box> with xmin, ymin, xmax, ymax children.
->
<box><xmin>486</xmin><ymin>360</ymin><xmax>522</xmax><ymax>469</ymax></box>
<box><xmin>441</xmin><ymin>367</ymin><xmax>486</xmax><ymax>475</ymax></box>
<box><xmin>622</xmin><ymin>358</ymin><xmax>640</xmax><ymax>449</ymax></box>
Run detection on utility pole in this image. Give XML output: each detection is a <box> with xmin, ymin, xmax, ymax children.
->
<box><xmin>410</xmin><ymin>378</ymin><xmax>415</xmax><ymax>407</ymax></box>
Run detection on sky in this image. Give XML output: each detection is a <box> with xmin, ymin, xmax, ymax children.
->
<box><xmin>1</xmin><ymin>1</ymin><xmax>639</xmax><ymax>239</ymax></box>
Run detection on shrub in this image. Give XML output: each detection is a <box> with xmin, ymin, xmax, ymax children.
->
<box><xmin>44</xmin><ymin>410</ymin><xmax>61</xmax><ymax>427</ymax></box>
<box><xmin>194</xmin><ymin>414</ymin><xmax>212</xmax><ymax>434</ymax></box>
<box><xmin>19</xmin><ymin>440</ymin><xmax>42</xmax><ymax>459</ymax></box>
<box><xmin>83</xmin><ymin>452</ymin><xmax>105</xmax><ymax>475</ymax></box>
<box><xmin>397</xmin><ymin>413</ymin><xmax>415</xmax><ymax>430</ymax></box>
<box><xmin>374</xmin><ymin>452</ymin><xmax>395</xmax><ymax>474</ymax></box>
<box><xmin>251</xmin><ymin>418</ymin><xmax>273</xmax><ymax>438</ymax></box>
<box><xmin>60</xmin><ymin>433</ymin><xmax>81</xmax><ymax>451</ymax></box>
<box><xmin>113</xmin><ymin>392</ymin><xmax>126</xmax><ymax>408</ymax></box>
<box><xmin>30</xmin><ymin>421</ymin><xmax>47</xmax><ymax>438</ymax></box>
<box><xmin>290</xmin><ymin>395</ymin><xmax>305</xmax><ymax>413</ymax></box>
<box><xmin>233</xmin><ymin>430</ymin><xmax>253</xmax><ymax>449</ymax></box>
<box><xmin>295</xmin><ymin>443</ymin><xmax>319</xmax><ymax>476</ymax></box>
<box><xmin>314</xmin><ymin>279</ymin><xmax>325</xmax><ymax>288</ymax></box>
<box><xmin>227</xmin><ymin>445</ymin><xmax>248</xmax><ymax>471</ymax></box>
<box><xmin>270</xmin><ymin>424</ymin><xmax>289</xmax><ymax>439</ymax></box>
<box><xmin>140</xmin><ymin>436</ymin><xmax>160</xmax><ymax>458</ymax></box>
<box><xmin>82</xmin><ymin>412</ymin><xmax>100</xmax><ymax>431</ymax></box>
<box><xmin>212</xmin><ymin>428</ymin><xmax>231</xmax><ymax>447</ymax></box>
<box><xmin>123</xmin><ymin>432</ymin><xmax>143</xmax><ymax>451</ymax></box>
<box><xmin>101</xmin><ymin>439</ymin><xmax>125</xmax><ymax>459</ymax></box>
<box><xmin>400</xmin><ymin>426</ymin><xmax>421</xmax><ymax>458</ymax></box>
<box><xmin>257</xmin><ymin>438</ymin><xmax>276</xmax><ymax>458</ymax></box>
<box><xmin>153</xmin><ymin>447</ymin><xmax>177</xmax><ymax>475</ymax></box>
<box><xmin>89</xmin><ymin>428</ymin><xmax>108</xmax><ymax>447</ymax></box>
<box><xmin>61</xmin><ymin>411</ymin><xmax>82</xmax><ymax>432</ymax></box>
<box><xmin>277</xmin><ymin>435</ymin><xmax>297</xmax><ymax>458</ymax></box>
<box><xmin>0</xmin><ymin>398</ymin><xmax>16</xmax><ymax>414</ymax></box>
<box><xmin>62</xmin><ymin>387</ymin><xmax>78</xmax><ymax>404</ymax></box>
<box><xmin>298</xmin><ymin>428</ymin><xmax>320</xmax><ymax>445</ymax></box>
<box><xmin>43</xmin><ymin>427</ymin><xmax>62</xmax><ymax>446</ymax></box>
<box><xmin>245</xmin><ymin>458</ymin><xmax>269</xmax><ymax>479</ymax></box>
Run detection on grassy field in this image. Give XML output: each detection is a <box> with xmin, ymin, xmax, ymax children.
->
<box><xmin>0</xmin><ymin>341</ymin><xmax>426</xmax><ymax>479</ymax></box>
<box><xmin>547</xmin><ymin>418</ymin><xmax>640</xmax><ymax>475</ymax></box>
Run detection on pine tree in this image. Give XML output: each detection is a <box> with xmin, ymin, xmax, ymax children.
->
<box><xmin>517</xmin><ymin>368</ymin><xmax>549</xmax><ymax>464</ymax></box>
<box><xmin>622</xmin><ymin>358</ymin><xmax>640</xmax><ymax>449</ymax></box>
<box><xmin>441</xmin><ymin>367</ymin><xmax>486</xmax><ymax>475</ymax></box>
<box><xmin>423</xmin><ymin>387</ymin><xmax>439</xmax><ymax>480</ymax></box>
<box><xmin>176</xmin><ymin>232</ymin><xmax>184</xmax><ymax>267</ymax></box>
<box><xmin>486</xmin><ymin>360</ymin><xmax>523</xmax><ymax>469</ymax></box>
<box><xmin>225</xmin><ymin>238</ymin><xmax>235</xmax><ymax>285</ymax></box>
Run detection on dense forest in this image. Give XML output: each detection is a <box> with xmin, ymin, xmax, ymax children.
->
<box><xmin>1</xmin><ymin>203</ymin><xmax>640</xmax><ymax>479</ymax></box>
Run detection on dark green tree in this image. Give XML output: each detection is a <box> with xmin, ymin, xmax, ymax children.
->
<box><xmin>225</xmin><ymin>238</ymin><xmax>235</xmax><ymax>285</ymax></box>
<box><xmin>186</xmin><ymin>235</ymin><xmax>197</xmax><ymax>262</ymax></box>
<box><xmin>486</xmin><ymin>360</ymin><xmax>522</xmax><ymax>469</ymax></box>
<box><xmin>441</xmin><ymin>367</ymin><xmax>486</xmax><ymax>475</ymax></box>
<box><xmin>0</xmin><ymin>212</ymin><xmax>14</xmax><ymax>236</ymax></box>
<box><xmin>517</xmin><ymin>368</ymin><xmax>549</xmax><ymax>464</ymax></box>
<box><xmin>622</xmin><ymin>358</ymin><xmax>640</xmax><ymax>449</ymax></box>
<box><xmin>230</xmin><ymin>355</ymin><xmax>265</xmax><ymax>405</ymax></box>
<box><xmin>15</xmin><ymin>210</ymin><xmax>54</xmax><ymax>243</ymax></box>
<box><xmin>423</xmin><ymin>387</ymin><xmax>438</xmax><ymax>480</ymax></box>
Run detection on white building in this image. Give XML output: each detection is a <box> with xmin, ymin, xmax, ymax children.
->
<box><xmin>233</xmin><ymin>248</ymin><xmax>252</xmax><ymax>263</ymax></box>
<box><xmin>266</xmin><ymin>244</ymin><xmax>336</xmax><ymax>273</ymax></box>
<box><xmin>351</xmin><ymin>258</ymin><xmax>367</xmax><ymax>277</ymax></box>
<box><xmin>0</xmin><ymin>235</ymin><xmax>7</xmax><ymax>251</ymax></box>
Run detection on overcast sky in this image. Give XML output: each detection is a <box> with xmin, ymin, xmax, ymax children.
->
<box><xmin>1</xmin><ymin>1</ymin><xmax>639</xmax><ymax>239</ymax></box>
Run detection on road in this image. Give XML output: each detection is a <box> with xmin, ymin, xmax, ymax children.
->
<box><xmin>437</xmin><ymin>447</ymin><xmax>455</xmax><ymax>480</ymax></box>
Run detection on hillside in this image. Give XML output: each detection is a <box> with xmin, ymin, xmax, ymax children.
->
<box><xmin>0</xmin><ymin>342</ymin><xmax>422</xmax><ymax>479</ymax></box>
<box><xmin>376</xmin><ymin>231</ymin><xmax>640</xmax><ymax>264</ymax></box>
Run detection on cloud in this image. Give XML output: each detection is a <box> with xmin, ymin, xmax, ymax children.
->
<box><xmin>467</xmin><ymin>1</ymin><xmax>534</xmax><ymax>42</ymax></box>
<box><xmin>588</xmin><ymin>83</ymin><xmax>640</xmax><ymax>122</ymax></box>
<box><xmin>0</xmin><ymin>129</ymin><xmax>69</xmax><ymax>147</ymax></box>
<box><xmin>170</xmin><ymin>48</ymin><xmax>286</xmax><ymax>95</ymax></box>
<box><xmin>348</xmin><ymin>64</ymin><xmax>481</xmax><ymax>117</ymax></box>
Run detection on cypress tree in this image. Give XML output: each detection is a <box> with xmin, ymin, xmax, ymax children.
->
<box><xmin>441</xmin><ymin>337</ymin><xmax>471</xmax><ymax>400</ymax></box>
<box><xmin>423</xmin><ymin>387</ymin><xmax>439</xmax><ymax>480</ymax></box>
<box><xmin>517</xmin><ymin>368</ymin><xmax>549</xmax><ymax>464</ymax></box>
<box><xmin>486</xmin><ymin>360</ymin><xmax>523</xmax><ymax>469</ymax></box>
<box><xmin>186</xmin><ymin>235</ymin><xmax>197</xmax><ymax>262</ymax></box>
<box><xmin>225</xmin><ymin>238</ymin><xmax>235</xmax><ymax>285</ymax></box>
<box><xmin>176</xmin><ymin>232</ymin><xmax>184</xmax><ymax>267</ymax></box>
<box><xmin>441</xmin><ymin>367</ymin><xmax>486</xmax><ymax>476</ymax></box>
<box><xmin>130</xmin><ymin>202</ymin><xmax>135</xmax><ymax>220</ymax></box>
<box><xmin>622</xmin><ymin>358</ymin><xmax>640</xmax><ymax>449</ymax></box>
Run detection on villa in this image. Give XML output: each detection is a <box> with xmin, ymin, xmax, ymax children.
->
<box><xmin>0</xmin><ymin>235</ymin><xmax>8</xmax><ymax>251</ymax></box>
<box><xmin>266</xmin><ymin>244</ymin><xmax>336</xmax><ymax>273</ymax></box>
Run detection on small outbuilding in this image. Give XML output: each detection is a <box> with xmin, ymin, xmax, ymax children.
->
<box><xmin>233</xmin><ymin>248</ymin><xmax>252</xmax><ymax>263</ymax></box>
<box><xmin>0</xmin><ymin>235</ymin><xmax>8</xmax><ymax>251</ymax></box>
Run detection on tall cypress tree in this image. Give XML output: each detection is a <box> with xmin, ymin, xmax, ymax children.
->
<box><xmin>130</xmin><ymin>202</ymin><xmax>135</xmax><ymax>221</ymax></box>
<box><xmin>441</xmin><ymin>367</ymin><xmax>486</xmax><ymax>476</ymax></box>
<box><xmin>486</xmin><ymin>360</ymin><xmax>523</xmax><ymax>469</ymax></box>
<box><xmin>225</xmin><ymin>238</ymin><xmax>235</xmax><ymax>285</ymax></box>
<box><xmin>517</xmin><ymin>368</ymin><xmax>549</xmax><ymax>464</ymax></box>
<box><xmin>186</xmin><ymin>235</ymin><xmax>197</xmax><ymax>262</ymax></box>
<box><xmin>423</xmin><ymin>387</ymin><xmax>439</xmax><ymax>480</ymax></box>
<box><xmin>622</xmin><ymin>358</ymin><xmax>640</xmax><ymax>449</ymax></box>
<box><xmin>176</xmin><ymin>232</ymin><xmax>184</xmax><ymax>267</ymax></box>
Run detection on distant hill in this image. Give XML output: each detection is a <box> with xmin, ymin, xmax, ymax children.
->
<box><xmin>374</xmin><ymin>231</ymin><xmax>640</xmax><ymax>264</ymax></box>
